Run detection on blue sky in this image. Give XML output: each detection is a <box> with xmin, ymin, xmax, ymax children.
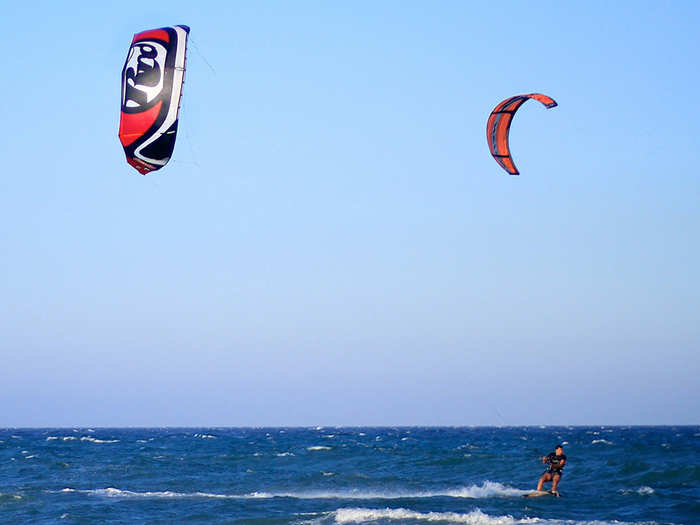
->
<box><xmin>1</xmin><ymin>1</ymin><xmax>698</xmax><ymax>426</ymax></box>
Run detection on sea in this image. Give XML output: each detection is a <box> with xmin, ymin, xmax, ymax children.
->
<box><xmin>0</xmin><ymin>426</ymin><xmax>697</xmax><ymax>524</ymax></box>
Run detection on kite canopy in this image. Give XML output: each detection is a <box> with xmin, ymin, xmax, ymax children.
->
<box><xmin>486</xmin><ymin>93</ymin><xmax>557</xmax><ymax>175</ymax></box>
<box><xmin>119</xmin><ymin>25</ymin><xmax>189</xmax><ymax>175</ymax></box>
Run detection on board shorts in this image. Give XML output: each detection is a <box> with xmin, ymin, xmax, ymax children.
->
<box><xmin>544</xmin><ymin>469</ymin><xmax>563</xmax><ymax>478</ymax></box>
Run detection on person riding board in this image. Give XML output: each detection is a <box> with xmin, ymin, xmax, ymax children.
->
<box><xmin>537</xmin><ymin>444</ymin><xmax>566</xmax><ymax>495</ymax></box>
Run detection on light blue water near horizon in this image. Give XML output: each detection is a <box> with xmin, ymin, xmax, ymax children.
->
<box><xmin>1</xmin><ymin>426</ymin><xmax>697</xmax><ymax>524</ymax></box>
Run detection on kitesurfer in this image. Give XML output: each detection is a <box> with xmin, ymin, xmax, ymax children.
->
<box><xmin>536</xmin><ymin>444</ymin><xmax>566</xmax><ymax>495</ymax></box>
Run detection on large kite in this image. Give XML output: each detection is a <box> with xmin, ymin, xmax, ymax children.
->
<box><xmin>119</xmin><ymin>25</ymin><xmax>189</xmax><ymax>175</ymax></box>
<box><xmin>486</xmin><ymin>93</ymin><xmax>557</xmax><ymax>175</ymax></box>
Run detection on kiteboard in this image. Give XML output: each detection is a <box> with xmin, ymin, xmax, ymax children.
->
<box><xmin>523</xmin><ymin>490</ymin><xmax>561</xmax><ymax>498</ymax></box>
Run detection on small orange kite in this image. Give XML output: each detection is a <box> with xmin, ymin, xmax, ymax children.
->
<box><xmin>487</xmin><ymin>93</ymin><xmax>557</xmax><ymax>175</ymax></box>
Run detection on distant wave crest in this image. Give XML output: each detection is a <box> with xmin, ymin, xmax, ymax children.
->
<box><xmin>46</xmin><ymin>436</ymin><xmax>119</xmax><ymax>444</ymax></box>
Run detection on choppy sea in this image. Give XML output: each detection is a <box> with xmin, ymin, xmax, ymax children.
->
<box><xmin>0</xmin><ymin>426</ymin><xmax>697</xmax><ymax>524</ymax></box>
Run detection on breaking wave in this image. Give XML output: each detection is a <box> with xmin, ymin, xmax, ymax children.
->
<box><xmin>325</xmin><ymin>507</ymin><xmax>665</xmax><ymax>525</ymax></box>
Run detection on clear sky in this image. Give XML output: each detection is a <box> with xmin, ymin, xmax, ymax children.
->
<box><xmin>1</xmin><ymin>1</ymin><xmax>698</xmax><ymax>427</ymax></box>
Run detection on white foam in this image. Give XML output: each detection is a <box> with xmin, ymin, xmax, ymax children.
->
<box><xmin>332</xmin><ymin>507</ymin><xmax>535</xmax><ymax>524</ymax></box>
<box><xmin>442</xmin><ymin>481</ymin><xmax>528</xmax><ymax>498</ymax></box>
<box><xmin>77</xmin><ymin>487</ymin><xmax>237</xmax><ymax>499</ymax></box>
<box><xmin>619</xmin><ymin>486</ymin><xmax>655</xmax><ymax>496</ymax></box>
<box><xmin>276</xmin><ymin>452</ymin><xmax>295</xmax><ymax>457</ymax></box>
<box><xmin>194</xmin><ymin>434</ymin><xmax>216</xmax><ymax>439</ymax></box>
<box><xmin>80</xmin><ymin>437</ymin><xmax>119</xmax><ymax>444</ymax></box>
<box><xmin>307</xmin><ymin>446</ymin><xmax>332</xmax><ymax>451</ymax></box>
<box><xmin>48</xmin><ymin>436</ymin><xmax>118</xmax><ymax>443</ymax></box>
<box><xmin>330</xmin><ymin>507</ymin><xmax>664</xmax><ymax>525</ymax></box>
<box><xmin>591</xmin><ymin>439</ymin><xmax>613</xmax><ymax>445</ymax></box>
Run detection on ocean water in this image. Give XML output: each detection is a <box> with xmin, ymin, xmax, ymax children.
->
<box><xmin>0</xmin><ymin>427</ymin><xmax>697</xmax><ymax>524</ymax></box>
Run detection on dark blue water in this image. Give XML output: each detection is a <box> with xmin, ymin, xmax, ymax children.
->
<box><xmin>0</xmin><ymin>427</ymin><xmax>697</xmax><ymax>524</ymax></box>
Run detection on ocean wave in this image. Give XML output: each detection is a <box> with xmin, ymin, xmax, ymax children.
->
<box><xmin>194</xmin><ymin>434</ymin><xmax>216</xmax><ymax>439</ymax></box>
<box><xmin>326</xmin><ymin>507</ymin><xmax>664</xmax><ymax>525</ymax></box>
<box><xmin>56</xmin><ymin>482</ymin><xmax>527</xmax><ymax>501</ymax></box>
<box><xmin>591</xmin><ymin>439</ymin><xmax>613</xmax><ymax>445</ymax></box>
<box><xmin>308</xmin><ymin>446</ymin><xmax>332</xmax><ymax>451</ymax></box>
<box><xmin>60</xmin><ymin>488</ymin><xmax>237</xmax><ymax>499</ymax></box>
<box><xmin>331</xmin><ymin>507</ymin><xmax>532</xmax><ymax>524</ymax></box>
